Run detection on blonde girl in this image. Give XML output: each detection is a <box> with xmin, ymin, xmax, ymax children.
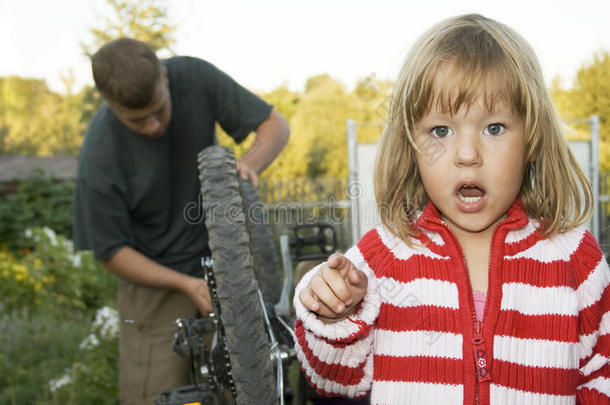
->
<box><xmin>294</xmin><ymin>14</ymin><xmax>610</xmax><ymax>405</ymax></box>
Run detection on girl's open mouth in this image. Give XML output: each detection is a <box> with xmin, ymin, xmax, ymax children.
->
<box><xmin>458</xmin><ymin>184</ymin><xmax>485</xmax><ymax>203</ymax></box>
<box><xmin>455</xmin><ymin>183</ymin><xmax>487</xmax><ymax>213</ymax></box>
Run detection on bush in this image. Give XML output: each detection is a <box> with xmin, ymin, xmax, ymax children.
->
<box><xmin>0</xmin><ymin>171</ymin><xmax>121</xmax><ymax>404</ymax></box>
<box><xmin>0</xmin><ymin>228</ymin><xmax>119</xmax><ymax>405</ymax></box>
<box><xmin>0</xmin><ymin>227</ymin><xmax>116</xmax><ymax>312</ymax></box>
<box><xmin>0</xmin><ymin>306</ymin><xmax>119</xmax><ymax>405</ymax></box>
<box><xmin>48</xmin><ymin>306</ymin><xmax>119</xmax><ymax>405</ymax></box>
<box><xmin>0</xmin><ymin>307</ymin><xmax>91</xmax><ymax>405</ymax></box>
<box><xmin>0</xmin><ymin>170</ymin><xmax>74</xmax><ymax>252</ymax></box>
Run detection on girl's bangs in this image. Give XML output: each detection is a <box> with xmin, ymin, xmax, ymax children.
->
<box><xmin>412</xmin><ymin>55</ymin><xmax>527</xmax><ymax>123</ymax></box>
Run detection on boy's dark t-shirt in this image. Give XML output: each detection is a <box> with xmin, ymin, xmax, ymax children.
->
<box><xmin>74</xmin><ymin>56</ymin><xmax>272</xmax><ymax>276</ymax></box>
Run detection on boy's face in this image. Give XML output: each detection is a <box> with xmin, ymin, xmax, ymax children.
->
<box><xmin>108</xmin><ymin>67</ymin><xmax>172</xmax><ymax>139</ymax></box>
<box><xmin>414</xmin><ymin>84</ymin><xmax>526</xmax><ymax>240</ymax></box>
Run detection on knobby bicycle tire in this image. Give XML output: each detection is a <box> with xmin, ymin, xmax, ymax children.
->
<box><xmin>238</xmin><ymin>179</ymin><xmax>282</xmax><ymax>304</ymax></box>
<box><xmin>198</xmin><ymin>146</ymin><xmax>277</xmax><ymax>405</ymax></box>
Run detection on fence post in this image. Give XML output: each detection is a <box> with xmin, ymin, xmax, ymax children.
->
<box><xmin>591</xmin><ymin>115</ymin><xmax>600</xmax><ymax>242</ymax></box>
<box><xmin>347</xmin><ymin>118</ymin><xmax>359</xmax><ymax>245</ymax></box>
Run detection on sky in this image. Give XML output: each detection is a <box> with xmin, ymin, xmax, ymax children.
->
<box><xmin>1</xmin><ymin>0</ymin><xmax>609</xmax><ymax>94</ymax></box>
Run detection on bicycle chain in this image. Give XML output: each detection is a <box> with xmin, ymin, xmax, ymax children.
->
<box><xmin>203</xmin><ymin>260</ymin><xmax>238</xmax><ymax>399</ymax></box>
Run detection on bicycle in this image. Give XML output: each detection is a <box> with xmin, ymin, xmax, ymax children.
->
<box><xmin>154</xmin><ymin>146</ymin><xmax>338</xmax><ymax>405</ymax></box>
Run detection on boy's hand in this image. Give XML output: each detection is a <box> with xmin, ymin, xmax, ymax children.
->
<box><xmin>299</xmin><ymin>253</ymin><xmax>368</xmax><ymax>323</ymax></box>
<box><xmin>181</xmin><ymin>275</ymin><xmax>213</xmax><ymax>316</ymax></box>
<box><xmin>236</xmin><ymin>161</ymin><xmax>259</xmax><ymax>186</ymax></box>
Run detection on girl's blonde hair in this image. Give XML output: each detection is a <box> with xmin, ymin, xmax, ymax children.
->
<box><xmin>375</xmin><ymin>13</ymin><xmax>592</xmax><ymax>241</ymax></box>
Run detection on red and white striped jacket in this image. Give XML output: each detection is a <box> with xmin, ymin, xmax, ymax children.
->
<box><xmin>294</xmin><ymin>200</ymin><xmax>610</xmax><ymax>404</ymax></box>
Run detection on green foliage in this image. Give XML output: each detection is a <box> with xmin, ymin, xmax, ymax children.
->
<box><xmin>552</xmin><ymin>51</ymin><xmax>610</xmax><ymax>170</ymax></box>
<box><xmin>264</xmin><ymin>86</ymin><xmax>301</xmax><ymax>121</ymax></box>
<box><xmin>0</xmin><ymin>308</ymin><xmax>91</xmax><ymax>405</ymax></box>
<box><xmin>0</xmin><ymin>225</ymin><xmax>117</xmax><ymax>405</ymax></box>
<box><xmin>0</xmin><ymin>227</ymin><xmax>116</xmax><ymax>312</ymax></box>
<box><xmin>218</xmin><ymin>74</ymin><xmax>392</xmax><ymax>180</ymax></box>
<box><xmin>49</xmin><ymin>307</ymin><xmax>119</xmax><ymax>405</ymax></box>
<box><xmin>0</xmin><ymin>306</ymin><xmax>119</xmax><ymax>405</ymax></box>
<box><xmin>83</xmin><ymin>0</ymin><xmax>176</xmax><ymax>55</ymax></box>
<box><xmin>0</xmin><ymin>76</ymin><xmax>100</xmax><ymax>155</ymax></box>
<box><xmin>0</xmin><ymin>76</ymin><xmax>53</xmax><ymax>154</ymax></box>
<box><xmin>271</xmin><ymin>74</ymin><xmax>391</xmax><ymax>180</ymax></box>
<box><xmin>0</xmin><ymin>170</ymin><xmax>74</xmax><ymax>251</ymax></box>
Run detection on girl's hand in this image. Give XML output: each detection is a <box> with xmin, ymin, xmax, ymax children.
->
<box><xmin>299</xmin><ymin>253</ymin><xmax>368</xmax><ymax>323</ymax></box>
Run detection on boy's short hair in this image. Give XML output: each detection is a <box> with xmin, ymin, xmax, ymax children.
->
<box><xmin>375</xmin><ymin>14</ymin><xmax>592</xmax><ymax>241</ymax></box>
<box><xmin>91</xmin><ymin>38</ymin><xmax>161</xmax><ymax>108</ymax></box>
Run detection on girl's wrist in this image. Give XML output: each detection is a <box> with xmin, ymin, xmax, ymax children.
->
<box><xmin>317</xmin><ymin>306</ymin><xmax>357</xmax><ymax>324</ymax></box>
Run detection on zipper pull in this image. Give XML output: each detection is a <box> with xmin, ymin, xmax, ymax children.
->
<box><xmin>473</xmin><ymin>320</ymin><xmax>491</xmax><ymax>382</ymax></box>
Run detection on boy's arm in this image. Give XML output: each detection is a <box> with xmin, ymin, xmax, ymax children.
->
<box><xmin>293</xmin><ymin>246</ymin><xmax>381</xmax><ymax>398</ymax></box>
<box><xmin>102</xmin><ymin>246</ymin><xmax>213</xmax><ymax>315</ymax></box>
<box><xmin>574</xmin><ymin>231</ymin><xmax>610</xmax><ymax>402</ymax></box>
<box><xmin>236</xmin><ymin>109</ymin><xmax>289</xmax><ymax>186</ymax></box>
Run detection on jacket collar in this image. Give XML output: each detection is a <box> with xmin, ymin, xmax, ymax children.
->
<box><xmin>414</xmin><ymin>199</ymin><xmax>531</xmax><ymax>251</ymax></box>
<box><xmin>417</xmin><ymin>199</ymin><xmax>528</xmax><ymax>230</ymax></box>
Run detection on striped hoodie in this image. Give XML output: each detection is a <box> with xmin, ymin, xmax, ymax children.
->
<box><xmin>294</xmin><ymin>200</ymin><xmax>610</xmax><ymax>404</ymax></box>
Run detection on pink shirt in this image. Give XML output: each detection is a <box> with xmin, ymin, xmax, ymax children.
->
<box><xmin>473</xmin><ymin>291</ymin><xmax>487</xmax><ymax>321</ymax></box>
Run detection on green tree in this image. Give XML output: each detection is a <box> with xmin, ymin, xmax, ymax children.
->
<box><xmin>0</xmin><ymin>76</ymin><xmax>98</xmax><ymax>155</ymax></box>
<box><xmin>0</xmin><ymin>76</ymin><xmax>54</xmax><ymax>154</ymax></box>
<box><xmin>217</xmin><ymin>86</ymin><xmax>303</xmax><ymax>178</ymax></box>
<box><xmin>218</xmin><ymin>74</ymin><xmax>393</xmax><ymax>180</ymax></box>
<box><xmin>281</xmin><ymin>74</ymin><xmax>391</xmax><ymax>179</ymax></box>
<box><xmin>83</xmin><ymin>0</ymin><xmax>176</xmax><ymax>55</ymax></box>
<box><xmin>552</xmin><ymin>52</ymin><xmax>610</xmax><ymax>170</ymax></box>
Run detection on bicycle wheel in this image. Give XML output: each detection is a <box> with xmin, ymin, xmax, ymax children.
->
<box><xmin>198</xmin><ymin>145</ymin><xmax>277</xmax><ymax>405</ymax></box>
<box><xmin>238</xmin><ymin>179</ymin><xmax>282</xmax><ymax>304</ymax></box>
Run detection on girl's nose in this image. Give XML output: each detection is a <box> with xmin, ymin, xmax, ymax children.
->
<box><xmin>453</xmin><ymin>132</ymin><xmax>482</xmax><ymax>167</ymax></box>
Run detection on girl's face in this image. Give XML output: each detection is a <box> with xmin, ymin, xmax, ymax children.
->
<box><xmin>414</xmin><ymin>90</ymin><xmax>526</xmax><ymax>239</ymax></box>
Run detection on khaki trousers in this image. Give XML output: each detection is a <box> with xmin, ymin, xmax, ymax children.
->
<box><xmin>117</xmin><ymin>279</ymin><xmax>198</xmax><ymax>405</ymax></box>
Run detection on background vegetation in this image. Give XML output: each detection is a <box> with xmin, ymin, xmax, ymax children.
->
<box><xmin>1</xmin><ymin>0</ymin><xmax>608</xmax><ymax>173</ymax></box>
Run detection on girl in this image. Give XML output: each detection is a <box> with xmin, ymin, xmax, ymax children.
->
<box><xmin>294</xmin><ymin>14</ymin><xmax>610</xmax><ymax>405</ymax></box>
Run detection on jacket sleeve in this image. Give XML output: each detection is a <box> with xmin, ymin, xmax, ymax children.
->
<box><xmin>293</xmin><ymin>245</ymin><xmax>381</xmax><ymax>398</ymax></box>
<box><xmin>574</xmin><ymin>231</ymin><xmax>610</xmax><ymax>403</ymax></box>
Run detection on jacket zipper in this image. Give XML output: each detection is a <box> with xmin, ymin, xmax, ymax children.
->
<box><xmin>473</xmin><ymin>230</ymin><xmax>494</xmax><ymax>405</ymax></box>
<box><xmin>423</xmin><ymin>215</ymin><xmax>502</xmax><ymax>405</ymax></box>
<box><xmin>473</xmin><ymin>315</ymin><xmax>491</xmax><ymax>404</ymax></box>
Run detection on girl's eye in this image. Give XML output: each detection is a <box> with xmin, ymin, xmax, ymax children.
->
<box><xmin>431</xmin><ymin>126</ymin><xmax>452</xmax><ymax>138</ymax></box>
<box><xmin>484</xmin><ymin>123</ymin><xmax>505</xmax><ymax>136</ymax></box>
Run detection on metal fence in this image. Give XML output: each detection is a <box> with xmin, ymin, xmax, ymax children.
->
<box><xmin>258</xmin><ymin>178</ymin><xmax>354</xmax><ymax>252</ymax></box>
<box><xmin>600</xmin><ymin>172</ymin><xmax>610</xmax><ymax>258</ymax></box>
<box><xmin>258</xmin><ymin>178</ymin><xmax>348</xmax><ymax>203</ymax></box>
<box><xmin>258</xmin><ymin>174</ymin><xmax>610</xmax><ymax>257</ymax></box>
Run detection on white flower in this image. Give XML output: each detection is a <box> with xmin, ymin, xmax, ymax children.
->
<box><xmin>49</xmin><ymin>373</ymin><xmax>72</xmax><ymax>392</ymax></box>
<box><xmin>71</xmin><ymin>253</ymin><xmax>82</xmax><ymax>268</ymax></box>
<box><xmin>42</xmin><ymin>227</ymin><xmax>58</xmax><ymax>246</ymax></box>
<box><xmin>93</xmin><ymin>306</ymin><xmax>119</xmax><ymax>339</ymax></box>
<box><xmin>63</xmin><ymin>239</ymin><xmax>74</xmax><ymax>252</ymax></box>
<box><xmin>24</xmin><ymin>228</ymin><xmax>32</xmax><ymax>238</ymax></box>
<box><xmin>79</xmin><ymin>333</ymin><xmax>100</xmax><ymax>350</ymax></box>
